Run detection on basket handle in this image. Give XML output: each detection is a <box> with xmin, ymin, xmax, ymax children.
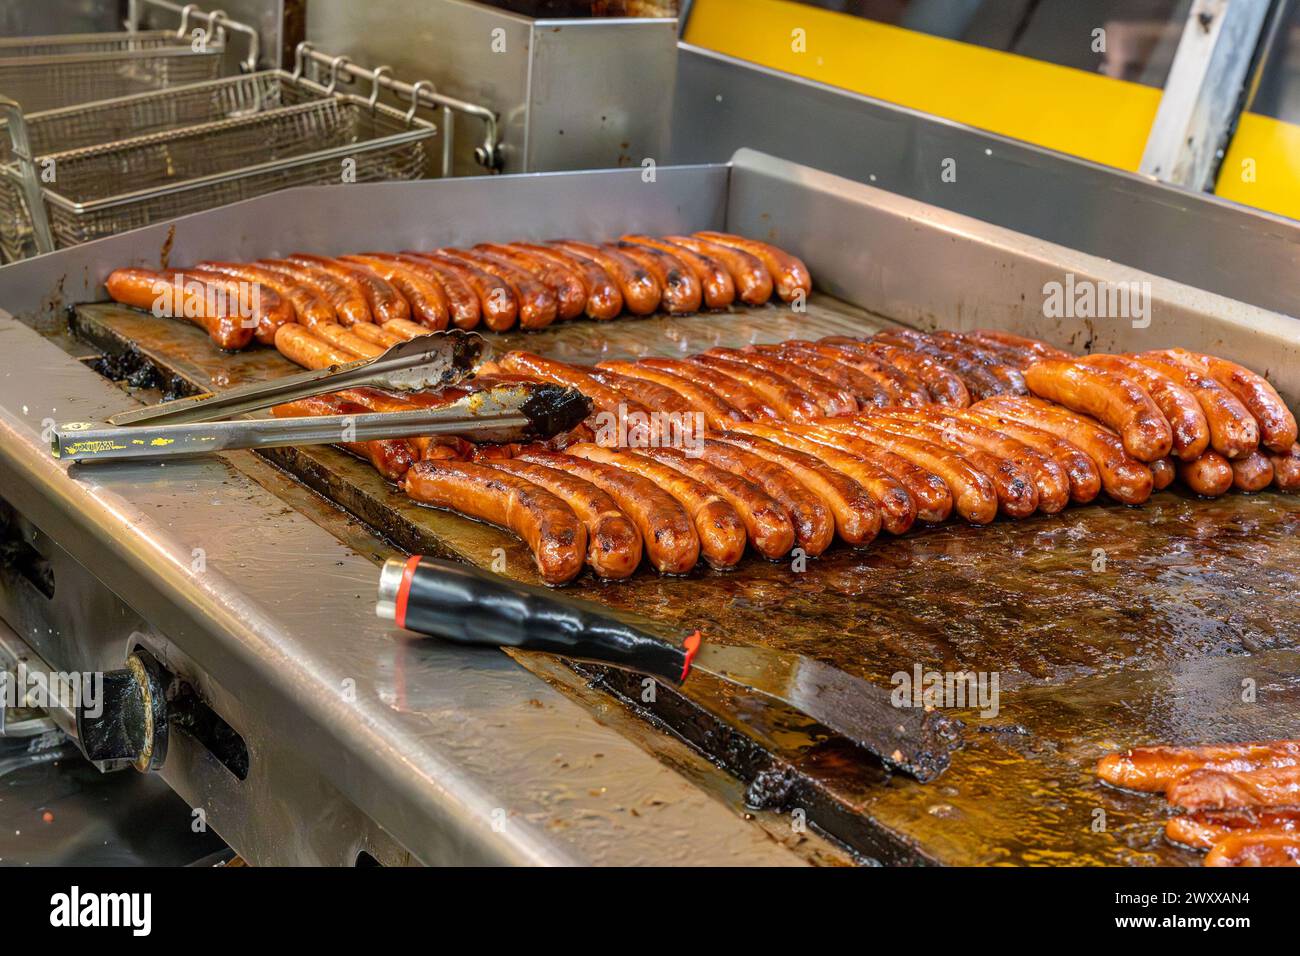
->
<box><xmin>0</xmin><ymin>97</ymin><xmax>54</xmax><ymax>257</ymax></box>
<box><xmin>369</xmin><ymin>66</ymin><xmax>393</xmax><ymax>113</ymax></box>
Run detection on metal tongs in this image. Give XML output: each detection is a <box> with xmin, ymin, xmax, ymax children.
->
<box><xmin>51</xmin><ymin>331</ymin><xmax>593</xmax><ymax>463</ymax></box>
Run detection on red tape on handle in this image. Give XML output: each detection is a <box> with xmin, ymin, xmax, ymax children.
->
<box><xmin>681</xmin><ymin>630</ymin><xmax>703</xmax><ymax>683</ymax></box>
<box><xmin>394</xmin><ymin>554</ymin><xmax>423</xmax><ymax>631</ymax></box>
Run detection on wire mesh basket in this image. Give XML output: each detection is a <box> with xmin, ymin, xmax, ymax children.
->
<box><xmin>0</xmin><ymin>31</ymin><xmax>225</xmax><ymax>113</ymax></box>
<box><xmin>0</xmin><ymin>84</ymin><xmax>435</xmax><ymax>259</ymax></box>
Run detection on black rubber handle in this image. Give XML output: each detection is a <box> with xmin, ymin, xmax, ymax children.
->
<box><xmin>390</xmin><ymin>557</ymin><xmax>690</xmax><ymax>685</ymax></box>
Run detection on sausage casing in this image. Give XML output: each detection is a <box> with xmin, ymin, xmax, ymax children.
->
<box><xmin>1024</xmin><ymin>359</ymin><xmax>1172</xmax><ymax>462</ymax></box>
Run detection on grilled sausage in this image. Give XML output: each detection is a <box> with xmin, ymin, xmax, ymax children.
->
<box><xmin>622</xmin><ymin>235</ymin><xmax>735</xmax><ymax>309</ymax></box>
<box><xmin>1159</xmin><ymin>349</ymin><xmax>1298</xmax><ymax>453</ymax></box>
<box><xmin>694</xmin><ymin>438</ymin><xmax>835</xmax><ymax>555</ymax></box>
<box><xmin>596</xmin><ymin>360</ymin><xmax>743</xmax><ymax>428</ymax></box>
<box><xmin>754</xmin><ymin>342</ymin><xmax>894</xmax><ymax>408</ymax></box>
<box><xmin>403</xmin><ymin>459</ymin><xmax>585</xmax><ymax>585</ymax></box>
<box><xmin>869</xmin><ymin>331</ymin><xmax>1009</xmax><ymax>401</ymax></box>
<box><xmin>715</xmin><ymin>347</ymin><xmax>856</xmax><ymax>416</ymax></box>
<box><xmin>637</xmin><ymin>357</ymin><xmax>772</xmax><ymax>421</ymax></box>
<box><xmin>588</xmin><ymin>368</ymin><xmax>696</xmax><ymax>416</ymax></box>
<box><xmin>484</xmin><ymin>458</ymin><xmax>641</xmax><ymax>579</ymax></box>
<box><xmin>441</xmin><ymin>249</ymin><xmax>558</xmax><ymax>329</ymax></box>
<box><xmin>661</xmin><ymin>235</ymin><xmax>772</xmax><ymax>305</ymax></box>
<box><xmin>273</xmin><ymin>323</ymin><xmax>355</xmax><ymax>369</ymax></box>
<box><xmin>867</xmin><ymin>415</ymin><xmax>1039</xmax><ymax>518</ymax></box>
<box><xmin>405</xmin><ymin>252</ymin><xmax>514</xmax><ymax>331</ymax></box>
<box><xmin>948</xmin><ymin>407</ymin><xmax>1101</xmax><ymax>505</ymax></box>
<box><xmin>973</xmin><ymin>397</ymin><xmax>1153</xmax><ymax>505</ymax></box>
<box><xmin>567</xmin><ymin>443</ymin><xmax>746</xmax><ymax>569</ymax></box>
<box><xmin>817</xmin><ymin>338</ymin><xmax>933</xmax><ymax>405</ymax></box>
<box><xmin>815</xmin><ymin>418</ymin><xmax>998</xmax><ymax>523</ymax></box>
<box><xmin>475</xmin><ymin>243</ymin><xmax>586</xmax><ymax>320</ymax></box>
<box><xmin>929</xmin><ymin>331</ymin><xmax>1030</xmax><ymax>395</ymax></box>
<box><xmin>692</xmin><ymin>231</ymin><xmax>811</xmax><ymax>303</ymax></box>
<box><xmin>1097</xmin><ymin>741</ymin><xmax>1300</xmax><ymax>792</ymax></box>
<box><xmin>550</xmin><ymin>240</ymin><xmax>661</xmax><ymax>315</ymax></box>
<box><xmin>713</xmin><ymin>431</ymin><xmax>881</xmax><ymax>546</ymax></box>
<box><xmin>1168</xmin><ymin>764</ymin><xmax>1300</xmax><ymax>811</ymax></box>
<box><xmin>381</xmin><ymin>318</ymin><xmax>435</xmax><ymax>341</ymax></box>
<box><xmin>637</xmin><ymin>446</ymin><xmax>796</xmax><ymax>559</ymax></box>
<box><xmin>877</xmin><ymin>407</ymin><xmax>1070</xmax><ymax>514</ymax></box>
<box><xmin>348</xmin><ymin>322</ymin><xmax>406</xmax><ymax>349</ymax></box>
<box><xmin>514</xmin><ymin>449</ymin><xmax>698</xmax><ymax>574</ymax></box>
<box><xmin>195</xmin><ymin>260</ymin><xmax>336</xmax><ymax>328</ymax></box>
<box><xmin>363</xmin><ymin>253</ymin><xmax>482</xmax><ymax>330</ymax></box>
<box><xmin>259</xmin><ymin>258</ymin><xmax>372</xmax><ymax>326</ymax></box>
<box><xmin>1229</xmin><ymin>450</ymin><xmax>1275</xmax><ymax>492</ymax></box>
<box><xmin>1076</xmin><ymin>354</ymin><xmax>1209</xmax><ymax>460</ymax></box>
<box><xmin>498</xmin><ymin>352</ymin><xmax>651</xmax><ymax>431</ymax></box>
<box><xmin>1024</xmin><ymin>359</ymin><xmax>1172</xmax><ymax>462</ymax></box>
<box><xmin>341</xmin><ymin>255</ymin><xmax>450</xmax><ymax>330</ymax></box>
<box><xmin>287</xmin><ymin>254</ymin><xmax>411</xmax><ymax>324</ymax></box>
<box><xmin>270</xmin><ymin>394</ymin><xmax>418</xmax><ymax>481</ymax></box>
<box><xmin>182</xmin><ymin>267</ymin><xmax>293</xmax><ymax>346</ymax></box>
<box><xmin>965</xmin><ymin>329</ymin><xmax>1072</xmax><ymax>363</ymax></box>
<box><xmin>1270</xmin><ymin>442</ymin><xmax>1300</xmax><ymax>492</ymax></box>
<box><xmin>1149</xmin><ymin>457</ymin><xmax>1175</xmax><ymax>491</ymax></box>
<box><xmin>1205</xmin><ymin>831</ymin><xmax>1300</xmax><ymax>867</ymax></box>
<box><xmin>688</xmin><ymin>353</ymin><xmax>822</xmax><ymax>422</ymax></box>
<box><xmin>105</xmin><ymin>268</ymin><xmax>257</xmax><ymax>351</ymax></box>
<box><xmin>859</xmin><ymin>342</ymin><xmax>971</xmax><ymax>407</ymax></box>
<box><xmin>330</xmin><ymin>384</ymin><xmax>474</xmax><ymax>460</ymax></box>
<box><xmin>612</xmin><ymin>242</ymin><xmax>702</xmax><ymax>315</ymax></box>
<box><xmin>312</xmin><ymin>322</ymin><xmax>386</xmax><ymax>359</ymax></box>
<box><xmin>1166</xmin><ymin>808</ymin><xmax>1300</xmax><ymax>850</ymax></box>
<box><xmin>1130</xmin><ymin>352</ymin><xmax>1259</xmax><ymax>459</ymax></box>
<box><xmin>1177</xmin><ymin>450</ymin><xmax>1233</xmax><ymax>497</ymax></box>
<box><xmin>727</xmin><ymin>422</ymin><xmax>916</xmax><ymax>534</ymax></box>
<box><xmin>509</xmin><ymin>242</ymin><xmax>623</xmax><ymax>320</ymax></box>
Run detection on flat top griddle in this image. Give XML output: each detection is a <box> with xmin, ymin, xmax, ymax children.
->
<box><xmin>70</xmin><ymin>297</ymin><xmax>1300</xmax><ymax>866</ymax></box>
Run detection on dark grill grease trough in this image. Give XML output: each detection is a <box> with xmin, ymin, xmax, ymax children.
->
<box><xmin>70</xmin><ymin>296</ymin><xmax>1300</xmax><ymax>865</ymax></box>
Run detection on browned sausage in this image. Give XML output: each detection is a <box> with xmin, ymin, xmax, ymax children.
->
<box><xmin>270</xmin><ymin>393</ymin><xmax>418</xmax><ymax>481</ymax></box>
<box><xmin>1167</xmin><ymin>764</ymin><xmax>1300</xmax><ymax>811</ymax></box>
<box><xmin>869</xmin><ymin>331</ymin><xmax>1009</xmax><ymax>400</ymax></box>
<box><xmin>965</xmin><ymin>329</ymin><xmax>1072</xmax><ymax>363</ymax></box>
<box><xmin>1097</xmin><ymin>741</ymin><xmax>1300</xmax><ymax>792</ymax></box>
<box><xmin>381</xmin><ymin>318</ymin><xmax>435</xmax><ymax>341</ymax></box>
<box><xmin>1205</xmin><ymin>831</ymin><xmax>1300</xmax><ymax>867</ymax></box>
<box><xmin>661</xmin><ymin>235</ymin><xmax>772</xmax><ymax>305</ymax></box>
<box><xmin>637</xmin><ymin>357</ymin><xmax>772</xmax><ymax>421</ymax></box>
<box><xmin>973</xmin><ymin>397</ymin><xmax>1153</xmax><ymax>505</ymax></box>
<box><xmin>1177</xmin><ymin>450</ymin><xmax>1233</xmax><ymax>497</ymax></box>
<box><xmin>693</xmin><ymin>231</ymin><xmax>811</xmax><ymax>303</ymax></box>
<box><xmin>859</xmin><ymin>341</ymin><xmax>971</xmax><ymax>407</ymax></box>
<box><xmin>441</xmin><ymin>249</ymin><xmax>557</xmax><ymax>329</ymax></box>
<box><xmin>287</xmin><ymin>254</ymin><xmax>411</xmax><ymax>324</ymax></box>
<box><xmin>726</xmin><ymin>422</ymin><xmax>916</xmax><ymax>535</ymax></box>
<box><xmin>331</xmin><ymin>384</ymin><xmax>473</xmax><ymax>460</ymax></box>
<box><xmin>195</xmin><ymin>260</ymin><xmax>335</xmax><ymax>328</ymax></box>
<box><xmin>259</xmin><ymin>258</ymin><xmax>371</xmax><ymax>326</ymax></box>
<box><xmin>692</xmin><ymin>438</ymin><xmax>834</xmax><ymax>555</ymax></box>
<box><xmin>867</xmin><ymin>415</ymin><xmax>1039</xmax><ymax>518</ymax></box>
<box><xmin>785</xmin><ymin>423</ymin><xmax>952</xmax><ymax>524</ymax></box>
<box><xmin>1024</xmin><ymin>359</ymin><xmax>1171</xmax><ymax>462</ymax></box>
<box><xmin>588</xmin><ymin>368</ymin><xmax>696</xmax><ymax>416</ymax></box>
<box><xmin>622</xmin><ymin>235</ymin><xmax>735</xmax><ymax>309</ymax></box>
<box><xmin>498</xmin><ymin>352</ymin><xmax>650</xmax><ymax>429</ymax></box>
<box><xmin>1076</xmin><ymin>353</ymin><xmax>1209</xmax><ymax>461</ymax></box>
<box><xmin>722</xmin><ymin>346</ymin><xmax>857</xmax><ymax>416</ymax></box>
<box><xmin>817</xmin><ymin>338</ymin><xmax>933</xmax><ymax>405</ymax></box>
<box><xmin>182</xmin><ymin>267</ymin><xmax>293</xmax><ymax>346</ymax></box>
<box><xmin>1131</xmin><ymin>352</ymin><xmax>1259</xmax><ymax>459</ymax></box>
<box><xmin>1160</xmin><ymin>348</ymin><xmax>1298</xmax><ymax>453</ymax></box>
<box><xmin>513</xmin><ymin>449</ymin><xmax>698</xmax><ymax>574</ymax></box>
<box><xmin>485</xmin><ymin>458</ymin><xmax>642</xmax><ymax>579</ymax></box>
<box><xmin>405</xmin><ymin>252</ymin><xmax>514</xmax><ymax>331</ymax></box>
<box><xmin>273</xmin><ymin>323</ymin><xmax>356</xmax><ymax>369</ymax></box>
<box><xmin>1270</xmin><ymin>442</ymin><xmax>1300</xmax><ymax>492</ymax></box>
<box><xmin>597</xmin><ymin>360</ymin><xmax>744</xmax><ymax>429</ymax></box>
<box><xmin>1166</xmin><ymin>808</ymin><xmax>1300</xmax><ymax>850</ymax></box>
<box><xmin>612</xmin><ymin>242</ymin><xmax>702</xmax><ymax>315</ymax></box>
<box><xmin>815</xmin><ymin>418</ymin><xmax>998</xmax><ymax>523</ymax></box>
<box><xmin>105</xmin><ymin>268</ymin><xmax>256</xmax><ymax>351</ymax></box>
<box><xmin>475</xmin><ymin>243</ymin><xmax>586</xmax><ymax>320</ymax></box>
<box><xmin>637</xmin><ymin>445</ymin><xmax>796</xmax><ymax>558</ymax></box>
<box><xmin>1231</xmin><ymin>450</ymin><xmax>1275</xmax><ymax>492</ymax></box>
<box><xmin>567</xmin><ymin>443</ymin><xmax>746</xmax><ymax>569</ymax></box>
<box><xmin>713</xmin><ymin>431</ymin><xmax>881</xmax><ymax>546</ymax></box>
<box><xmin>348</xmin><ymin>322</ymin><xmax>406</xmax><ymax>349</ymax></box>
<box><xmin>550</xmin><ymin>240</ymin><xmax>661</xmax><ymax>315</ymax></box>
<box><xmin>1150</xmin><ymin>457</ymin><xmax>1175</xmax><ymax>491</ymax></box>
<box><xmin>312</xmin><ymin>322</ymin><xmax>386</xmax><ymax>358</ymax></box>
<box><xmin>949</xmin><ymin>406</ymin><xmax>1102</xmax><ymax>505</ymax></box>
<box><xmin>403</xmin><ymin>459</ymin><xmax>586</xmax><ymax>585</ymax></box>
<box><xmin>753</xmin><ymin>342</ymin><xmax>893</xmax><ymax>407</ymax></box>
<box><xmin>365</xmin><ymin>253</ymin><xmax>481</xmax><ymax>330</ymax></box>
<box><xmin>877</xmin><ymin>407</ymin><xmax>1070</xmax><ymax>514</ymax></box>
<box><xmin>509</xmin><ymin>242</ymin><xmax>623</xmax><ymax>320</ymax></box>
<box><xmin>688</xmin><ymin>353</ymin><xmax>822</xmax><ymax>422</ymax></box>
<box><xmin>929</xmin><ymin>331</ymin><xmax>1030</xmax><ymax>395</ymax></box>
<box><xmin>341</xmin><ymin>255</ymin><xmax>450</xmax><ymax>330</ymax></box>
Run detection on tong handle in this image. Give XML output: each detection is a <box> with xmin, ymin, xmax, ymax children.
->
<box><xmin>377</xmin><ymin>557</ymin><xmax>689</xmax><ymax>685</ymax></box>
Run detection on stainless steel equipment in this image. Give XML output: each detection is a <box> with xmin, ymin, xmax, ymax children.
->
<box><xmin>0</xmin><ymin>152</ymin><xmax>1296</xmax><ymax>866</ymax></box>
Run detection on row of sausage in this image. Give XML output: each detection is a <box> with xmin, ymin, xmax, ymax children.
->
<box><xmin>103</xmin><ymin>231</ymin><xmax>813</xmax><ymax>346</ymax></box>
<box><xmin>1098</xmin><ymin>741</ymin><xmax>1300</xmax><ymax>866</ymax></box>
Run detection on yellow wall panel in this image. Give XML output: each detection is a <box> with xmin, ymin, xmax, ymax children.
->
<box><xmin>1216</xmin><ymin>113</ymin><xmax>1300</xmax><ymax>222</ymax></box>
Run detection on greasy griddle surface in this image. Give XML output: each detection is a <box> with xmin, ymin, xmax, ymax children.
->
<box><xmin>73</xmin><ymin>300</ymin><xmax>1300</xmax><ymax>865</ymax></box>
